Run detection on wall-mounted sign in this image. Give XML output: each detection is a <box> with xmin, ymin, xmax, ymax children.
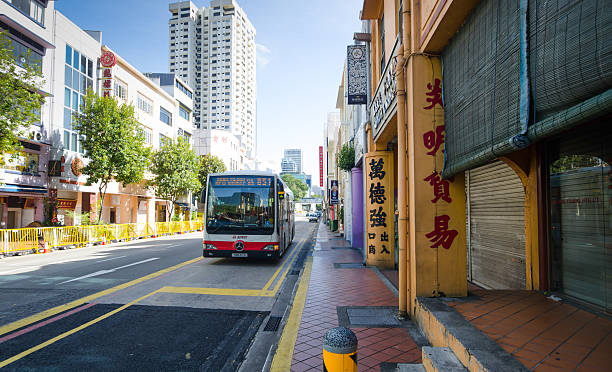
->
<box><xmin>57</xmin><ymin>199</ymin><xmax>77</xmax><ymax>210</ymax></box>
<box><xmin>100</xmin><ymin>50</ymin><xmax>116</xmax><ymax>68</ymax></box>
<box><xmin>364</xmin><ymin>152</ymin><xmax>395</xmax><ymax>269</ymax></box>
<box><xmin>100</xmin><ymin>50</ymin><xmax>116</xmax><ymax>99</ymax></box>
<box><xmin>319</xmin><ymin>146</ymin><xmax>324</xmax><ymax>187</ymax></box>
<box><xmin>48</xmin><ymin>160</ymin><xmax>62</xmax><ymax>177</ymax></box>
<box><xmin>71</xmin><ymin>157</ymin><xmax>83</xmax><ymax>177</ymax></box>
<box><xmin>330</xmin><ymin>180</ymin><xmax>338</xmax><ymax>205</ymax></box>
<box><xmin>347</xmin><ymin>45</ymin><xmax>367</xmax><ymax>105</ymax></box>
<box><xmin>370</xmin><ymin>38</ymin><xmax>400</xmax><ymax>133</ymax></box>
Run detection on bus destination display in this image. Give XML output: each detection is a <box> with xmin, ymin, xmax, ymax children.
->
<box><xmin>211</xmin><ymin>176</ymin><xmax>272</xmax><ymax>187</ymax></box>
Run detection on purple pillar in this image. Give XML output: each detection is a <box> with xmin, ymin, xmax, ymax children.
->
<box><xmin>351</xmin><ymin>167</ymin><xmax>364</xmax><ymax>249</ymax></box>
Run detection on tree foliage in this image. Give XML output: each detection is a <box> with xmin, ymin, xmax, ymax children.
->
<box><xmin>337</xmin><ymin>143</ymin><xmax>355</xmax><ymax>172</ymax></box>
<box><xmin>73</xmin><ymin>92</ymin><xmax>151</xmax><ymax>223</ymax></box>
<box><xmin>198</xmin><ymin>154</ymin><xmax>226</xmax><ymax>198</ymax></box>
<box><xmin>0</xmin><ymin>31</ymin><xmax>45</xmax><ymax>165</ymax></box>
<box><xmin>281</xmin><ymin>173</ymin><xmax>308</xmax><ymax>201</ymax></box>
<box><xmin>149</xmin><ymin>137</ymin><xmax>201</xmax><ymax>219</ymax></box>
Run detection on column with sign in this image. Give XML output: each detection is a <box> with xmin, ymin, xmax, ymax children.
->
<box><xmin>364</xmin><ymin>151</ymin><xmax>394</xmax><ymax>269</ymax></box>
<box><xmin>408</xmin><ymin>56</ymin><xmax>466</xmax><ymax>301</ymax></box>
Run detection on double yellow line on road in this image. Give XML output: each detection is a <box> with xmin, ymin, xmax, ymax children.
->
<box><xmin>0</xmin><ymin>235</ymin><xmax>308</xmax><ymax>368</ymax></box>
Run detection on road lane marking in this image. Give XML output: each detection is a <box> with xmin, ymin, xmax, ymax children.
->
<box><xmin>270</xmin><ymin>256</ymin><xmax>313</xmax><ymax>371</ymax></box>
<box><xmin>160</xmin><ymin>236</ymin><xmax>306</xmax><ymax>298</ymax></box>
<box><xmin>0</xmin><ymin>302</ymin><xmax>97</xmax><ymax>345</ymax></box>
<box><xmin>58</xmin><ymin>258</ymin><xmax>160</xmax><ymax>284</ymax></box>
<box><xmin>96</xmin><ymin>256</ymin><xmax>126</xmax><ymax>263</ymax></box>
<box><xmin>159</xmin><ymin>287</ymin><xmax>272</xmax><ymax>297</ymax></box>
<box><xmin>0</xmin><ymin>257</ymin><xmax>203</xmax><ymax>338</ymax></box>
<box><xmin>262</xmin><ymin>238</ymin><xmax>305</xmax><ymax>291</ymax></box>
<box><xmin>0</xmin><ymin>290</ymin><xmax>159</xmax><ymax>369</ymax></box>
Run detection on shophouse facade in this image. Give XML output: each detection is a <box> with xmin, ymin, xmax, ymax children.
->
<box><xmin>358</xmin><ymin>0</ymin><xmax>611</xmax><ymax>316</ymax></box>
<box><xmin>0</xmin><ymin>0</ymin><xmax>59</xmax><ymax>229</ymax></box>
<box><xmin>1</xmin><ymin>3</ymin><xmax>198</xmax><ymax>227</ymax></box>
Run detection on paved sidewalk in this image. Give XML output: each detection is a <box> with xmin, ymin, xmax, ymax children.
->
<box><xmin>448</xmin><ymin>289</ymin><xmax>612</xmax><ymax>371</ymax></box>
<box><xmin>289</xmin><ymin>223</ymin><xmax>421</xmax><ymax>372</ymax></box>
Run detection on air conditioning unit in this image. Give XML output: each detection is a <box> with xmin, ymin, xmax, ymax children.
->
<box><xmin>29</xmin><ymin>131</ymin><xmax>43</xmax><ymax>141</ymax></box>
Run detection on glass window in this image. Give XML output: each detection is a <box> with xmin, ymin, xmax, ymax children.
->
<box><xmin>80</xmin><ymin>55</ymin><xmax>86</xmax><ymax>74</ymax></box>
<box><xmin>64</xmin><ymin>88</ymin><xmax>70</xmax><ymax>107</ymax></box>
<box><xmin>113</xmin><ymin>80</ymin><xmax>127</xmax><ymax>100</ymax></box>
<box><xmin>65</xmin><ymin>45</ymin><xmax>72</xmax><ymax>65</ymax></box>
<box><xmin>159</xmin><ymin>134</ymin><xmax>170</xmax><ymax>148</ymax></box>
<box><xmin>87</xmin><ymin>59</ymin><xmax>93</xmax><ymax>78</ymax></box>
<box><xmin>137</xmin><ymin>94</ymin><xmax>152</xmax><ymax>114</ymax></box>
<box><xmin>73</xmin><ymin>50</ymin><xmax>79</xmax><ymax>69</ymax></box>
<box><xmin>72</xmin><ymin>91</ymin><xmax>79</xmax><ymax>111</ymax></box>
<box><xmin>63</xmin><ymin>108</ymin><xmax>71</xmax><ymax>129</ymax></box>
<box><xmin>64</xmin><ymin>65</ymin><xmax>72</xmax><ymax>87</ymax></box>
<box><xmin>160</xmin><ymin>107</ymin><xmax>172</xmax><ymax>125</ymax></box>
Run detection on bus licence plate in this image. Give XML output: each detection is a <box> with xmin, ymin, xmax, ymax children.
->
<box><xmin>232</xmin><ymin>253</ymin><xmax>248</xmax><ymax>258</ymax></box>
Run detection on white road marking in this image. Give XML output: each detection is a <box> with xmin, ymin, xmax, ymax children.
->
<box><xmin>58</xmin><ymin>258</ymin><xmax>160</xmax><ymax>284</ymax></box>
<box><xmin>96</xmin><ymin>256</ymin><xmax>126</xmax><ymax>263</ymax></box>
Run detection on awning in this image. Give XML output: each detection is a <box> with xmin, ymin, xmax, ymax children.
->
<box><xmin>0</xmin><ymin>184</ymin><xmax>47</xmax><ymax>194</ymax></box>
<box><xmin>175</xmin><ymin>202</ymin><xmax>189</xmax><ymax>208</ymax></box>
<box><xmin>0</xmin><ymin>14</ymin><xmax>55</xmax><ymax>52</ymax></box>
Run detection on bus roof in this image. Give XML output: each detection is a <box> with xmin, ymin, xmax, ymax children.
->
<box><xmin>208</xmin><ymin>170</ymin><xmax>278</xmax><ymax>177</ymax></box>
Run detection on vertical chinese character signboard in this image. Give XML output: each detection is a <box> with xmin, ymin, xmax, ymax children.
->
<box><xmin>100</xmin><ymin>50</ymin><xmax>116</xmax><ymax>98</ymax></box>
<box><xmin>365</xmin><ymin>151</ymin><xmax>394</xmax><ymax>269</ymax></box>
<box><xmin>410</xmin><ymin>57</ymin><xmax>466</xmax><ymax>298</ymax></box>
<box><xmin>319</xmin><ymin>146</ymin><xmax>324</xmax><ymax>187</ymax></box>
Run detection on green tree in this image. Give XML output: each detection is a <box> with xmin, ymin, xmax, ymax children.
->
<box><xmin>73</xmin><ymin>92</ymin><xmax>151</xmax><ymax>224</ymax></box>
<box><xmin>198</xmin><ymin>154</ymin><xmax>226</xmax><ymax>198</ymax></box>
<box><xmin>149</xmin><ymin>137</ymin><xmax>201</xmax><ymax>220</ymax></box>
<box><xmin>0</xmin><ymin>31</ymin><xmax>45</xmax><ymax>166</ymax></box>
<box><xmin>281</xmin><ymin>173</ymin><xmax>308</xmax><ymax>201</ymax></box>
<box><xmin>337</xmin><ymin>143</ymin><xmax>355</xmax><ymax>172</ymax></box>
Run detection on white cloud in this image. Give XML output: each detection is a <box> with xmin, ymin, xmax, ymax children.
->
<box><xmin>256</xmin><ymin>43</ymin><xmax>271</xmax><ymax>67</ymax></box>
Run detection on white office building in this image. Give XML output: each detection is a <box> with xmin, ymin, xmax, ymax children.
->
<box><xmin>168</xmin><ymin>0</ymin><xmax>256</xmax><ymax>169</ymax></box>
<box><xmin>283</xmin><ymin>149</ymin><xmax>303</xmax><ymax>173</ymax></box>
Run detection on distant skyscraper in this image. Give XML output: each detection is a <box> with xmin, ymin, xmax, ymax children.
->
<box><xmin>168</xmin><ymin>0</ymin><xmax>256</xmax><ymax>166</ymax></box>
<box><xmin>283</xmin><ymin>149</ymin><xmax>303</xmax><ymax>173</ymax></box>
<box><xmin>281</xmin><ymin>158</ymin><xmax>297</xmax><ymax>173</ymax></box>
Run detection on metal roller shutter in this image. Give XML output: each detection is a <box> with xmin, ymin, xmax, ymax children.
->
<box><xmin>467</xmin><ymin>160</ymin><xmax>526</xmax><ymax>289</ymax></box>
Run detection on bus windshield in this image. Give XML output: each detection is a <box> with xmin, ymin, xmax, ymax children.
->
<box><xmin>206</xmin><ymin>175</ymin><xmax>275</xmax><ymax>235</ymax></box>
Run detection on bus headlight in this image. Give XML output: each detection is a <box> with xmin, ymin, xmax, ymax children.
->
<box><xmin>263</xmin><ymin>244</ymin><xmax>279</xmax><ymax>251</ymax></box>
<box><xmin>205</xmin><ymin>244</ymin><xmax>217</xmax><ymax>250</ymax></box>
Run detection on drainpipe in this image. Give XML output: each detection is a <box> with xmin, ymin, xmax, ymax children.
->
<box><xmin>396</xmin><ymin>5</ymin><xmax>411</xmax><ymax>318</ymax></box>
<box><xmin>396</xmin><ymin>45</ymin><xmax>408</xmax><ymax>318</ymax></box>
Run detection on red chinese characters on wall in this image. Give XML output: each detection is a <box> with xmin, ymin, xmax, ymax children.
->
<box><xmin>423</xmin><ymin>78</ymin><xmax>443</xmax><ymax>110</ymax></box>
<box><xmin>422</xmin><ymin>88</ymin><xmax>458</xmax><ymax>249</ymax></box>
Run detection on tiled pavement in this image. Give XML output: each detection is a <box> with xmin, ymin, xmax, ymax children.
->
<box><xmin>447</xmin><ymin>289</ymin><xmax>612</xmax><ymax>371</ymax></box>
<box><xmin>290</xmin><ymin>224</ymin><xmax>421</xmax><ymax>372</ymax></box>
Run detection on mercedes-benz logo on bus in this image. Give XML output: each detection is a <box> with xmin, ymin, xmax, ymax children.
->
<box><xmin>234</xmin><ymin>241</ymin><xmax>245</xmax><ymax>251</ymax></box>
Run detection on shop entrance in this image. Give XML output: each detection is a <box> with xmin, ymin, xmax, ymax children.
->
<box><xmin>548</xmin><ymin>121</ymin><xmax>611</xmax><ymax>312</ymax></box>
<box><xmin>7</xmin><ymin>209</ymin><xmax>21</xmax><ymax>229</ymax></box>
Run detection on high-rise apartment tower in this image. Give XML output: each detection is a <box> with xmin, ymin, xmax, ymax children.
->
<box><xmin>168</xmin><ymin>0</ymin><xmax>256</xmax><ymax>163</ymax></box>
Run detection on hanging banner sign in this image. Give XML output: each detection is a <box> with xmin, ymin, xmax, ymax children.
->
<box><xmin>365</xmin><ymin>151</ymin><xmax>395</xmax><ymax>269</ymax></box>
<box><xmin>330</xmin><ymin>180</ymin><xmax>338</xmax><ymax>205</ymax></box>
<box><xmin>319</xmin><ymin>146</ymin><xmax>324</xmax><ymax>187</ymax></box>
<box><xmin>100</xmin><ymin>50</ymin><xmax>116</xmax><ymax>98</ymax></box>
<box><xmin>347</xmin><ymin>45</ymin><xmax>367</xmax><ymax>104</ymax></box>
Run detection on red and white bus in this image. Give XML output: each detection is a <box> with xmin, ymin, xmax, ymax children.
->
<box><xmin>203</xmin><ymin>171</ymin><xmax>295</xmax><ymax>259</ymax></box>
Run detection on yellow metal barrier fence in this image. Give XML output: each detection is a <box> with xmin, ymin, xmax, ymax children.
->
<box><xmin>0</xmin><ymin>219</ymin><xmax>203</xmax><ymax>255</ymax></box>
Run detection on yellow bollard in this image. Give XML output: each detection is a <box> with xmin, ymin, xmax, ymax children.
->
<box><xmin>322</xmin><ymin>327</ymin><xmax>358</xmax><ymax>372</ymax></box>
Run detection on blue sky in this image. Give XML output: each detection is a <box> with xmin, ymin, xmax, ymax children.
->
<box><xmin>55</xmin><ymin>0</ymin><xmax>363</xmax><ymax>177</ymax></box>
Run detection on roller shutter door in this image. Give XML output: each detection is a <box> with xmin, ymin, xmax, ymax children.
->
<box><xmin>467</xmin><ymin>160</ymin><xmax>526</xmax><ymax>289</ymax></box>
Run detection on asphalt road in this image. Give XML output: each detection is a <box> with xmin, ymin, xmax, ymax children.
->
<box><xmin>0</xmin><ymin>218</ymin><xmax>316</xmax><ymax>371</ymax></box>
